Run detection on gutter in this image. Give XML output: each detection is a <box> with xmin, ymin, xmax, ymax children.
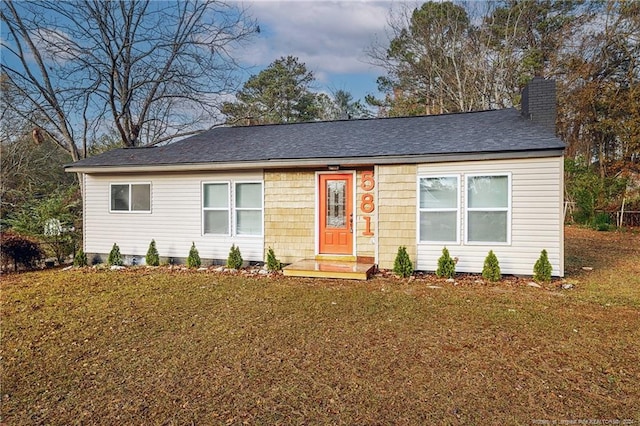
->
<box><xmin>65</xmin><ymin>149</ymin><xmax>565</xmax><ymax>174</ymax></box>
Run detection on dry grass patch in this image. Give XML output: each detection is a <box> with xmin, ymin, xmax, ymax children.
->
<box><xmin>2</xmin><ymin>227</ymin><xmax>639</xmax><ymax>425</ymax></box>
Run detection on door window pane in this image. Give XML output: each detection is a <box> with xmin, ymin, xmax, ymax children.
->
<box><xmin>326</xmin><ymin>180</ymin><xmax>346</xmax><ymax>228</ymax></box>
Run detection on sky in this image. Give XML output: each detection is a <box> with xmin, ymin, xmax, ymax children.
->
<box><xmin>236</xmin><ymin>1</ymin><xmax>399</xmax><ymax>103</ymax></box>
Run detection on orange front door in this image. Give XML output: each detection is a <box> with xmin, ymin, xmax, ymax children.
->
<box><xmin>319</xmin><ymin>173</ymin><xmax>353</xmax><ymax>255</ymax></box>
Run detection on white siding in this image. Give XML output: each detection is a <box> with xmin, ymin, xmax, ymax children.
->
<box><xmin>84</xmin><ymin>171</ymin><xmax>264</xmax><ymax>264</ymax></box>
<box><xmin>416</xmin><ymin>157</ymin><xmax>564</xmax><ymax>276</ymax></box>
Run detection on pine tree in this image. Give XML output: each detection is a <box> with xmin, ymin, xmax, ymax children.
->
<box><xmin>436</xmin><ymin>247</ymin><xmax>456</xmax><ymax>279</ymax></box>
<box><xmin>145</xmin><ymin>239</ymin><xmax>160</xmax><ymax>266</ymax></box>
<box><xmin>186</xmin><ymin>242</ymin><xmax>201</xmax><ymax>269</ymax></box>
<box><xmin>227</xmin><ymin>244</ymin><xmax>243</xmax><ymax>269</ymax></box>
<box><xmin>533</xmin><ymin>249</ymin><xmax>552</xmax><ymax>283</ymax></box>
<box><xmin>482</xmin><ymin>250</ymin><xmax>501</xmax><ymax>282</ymax></box>
<box><xmin>107</xmin><ymin>243</ymin><xmax>123</xmax><ymax>266</ymax></box>
<box><xmin>266</xmin><ymin>247</ymin><xmax>281</xmax><ymax>272</ymax></box>
<box><xmin>73</xmin><ymin>249</ymin><xmax>88</xmax><ymax>267</ymax></box>
<box><xmin>393</xmin><ymin>246</ymin><xmax>413</xmax><ymax>278</ymax></box>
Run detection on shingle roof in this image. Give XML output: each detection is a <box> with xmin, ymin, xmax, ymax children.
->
<box><xmin>66</xmin><ymin>108</ymin><xmax>564</xmax><ymax>170</ymax></box>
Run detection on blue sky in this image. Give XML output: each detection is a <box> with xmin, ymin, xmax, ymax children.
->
<box><xmin>236</xmin><ymin>1</ymin><xmax>397</xmax><ymax>102</ymax></box>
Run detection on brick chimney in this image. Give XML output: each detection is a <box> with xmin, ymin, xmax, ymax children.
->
<box><xmin>521</xmin><ymin>77</ymin><xmax>557</xmax><ymax>134</ymax></box>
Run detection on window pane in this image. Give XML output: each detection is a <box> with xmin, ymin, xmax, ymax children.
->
<box><xmin>236</xmin><ymin>183</ymin><xmax>262</xmax><ymax>208</ymax></box>
<box><xmin>326</xmin><ymin>180</ymin><xmax>346</xmax><ymax>228</ymax></box>
<box><xmin>420</xmin><ymin>177</ymin><xmax>457</xmax><ymax>209</ymax></box>
<box><xmin>468</xmin><ymin>176</ymin><xmax>508</xmax><ymax>208</ymax></box>
<box><xmin>236</xmin><ymin>210</ymin><xmax>262</xmax><ymax>235</ymax></box>
<box><xmin>111</xmin><ymin>185</ymin><xmax>129</xmax><ymax>211</ymax></box>
<box><xmin>468</xmin><ymin>211</ymin><xmax>507</xmax><ymax>242</ymax></box>
<box><xmin>420</xmin><ymin>211</ymin><xmax>457</xmax><ymax>242</ymax></box>
<box><xmin>131</xmin><ymin>184</ymin><xmax>151</xmax><ymax>211</ymax></box>
<box><xmin>204</xmin><ymin>183</ymin><xmax>228</xmax><ymax>208</ymax></box>
<box><xmin>204</xmin><ymin>210</ymin><xmax>229</xmax><ymax>234</ymax></box>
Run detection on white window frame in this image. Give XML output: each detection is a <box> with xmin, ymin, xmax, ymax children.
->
<box><xmin>464</xmin><ymin>173</ymin><xmax>512</xmax><ymax>245</ymax></box>
<box><xmin>109</xmin><ymin>182</ymin><xmax>151</xmax><ymax>213</ymax></box>
<box><xmin>202</xmin><ymin>181</ymin><xmax>231</xmax><ymax>236</ymax></box>
<box><xmin>234</xmin><ymin>181</ymin><xmax>264</xmax><ymax>237</ymax></box>
<box><xmin>417</xmin><ymin>175</ymin><xmax>460</xmax><ymax>245</ymax></box>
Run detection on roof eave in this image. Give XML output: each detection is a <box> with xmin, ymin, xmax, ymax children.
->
<box><xmin>65</xmin><ymin>148</ymin><xmax>565</xmax><ymax>174</ymax></box>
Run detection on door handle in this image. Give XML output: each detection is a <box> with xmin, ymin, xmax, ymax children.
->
<box><xmin>349</xmin><ymin>213</ymin><xmax>353</xmax><ymax>233</ymax></box>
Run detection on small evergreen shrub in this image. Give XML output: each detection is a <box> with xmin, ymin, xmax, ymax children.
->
<box><xmin>74</xmin><ymin>249</ymin><xmax>88</xmax><ymax>267</ymax></box>
<box><xmin>533</xmin><ymin>249</ymin><xmax>553</xmax><ymax>283</ymax></box>
<box><xmin>107</xmin><ymin>243</ymin><xmax>123</xmax><ymax>266</ymax></box>
<box><xmin>266</xmin><ymin>247</ymin><xmax>281</xmax><ymax>272</ymax></box>
<box><xmin>0</xmin><ymin>231</ymin><xmax>44</xmax><ymax>271</ymax></box>
<box><xmin>393</xmin><ymin>245</ymin><xmax>413</xmax><ymax>278</ymax></box>
<box><xmin>145</xmin><ymin>239</ymin><xmax>160</xmax><ymax>266</ymax></box>
<box><xmin>436</xmin><ymin>247</ymin><xmax>456</xmax><ymax>279</ymax></box>
<box><xmin>227</xmin><ymin>244</ymin><xmax>243</xmax><ymax>269</ymax></box>
<box><xmin>186</xmin><ymin>242</ymin><xmax>201</xmax><ymax>268</ymax></box>
<box><xmin>482</xmin><ymin>250</ymin><xmax>501</xmax><ymax>282</ymax></box>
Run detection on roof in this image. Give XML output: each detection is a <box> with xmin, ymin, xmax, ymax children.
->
<box><xmin>66</xmin><ymin>108</ymin><xmax>565</xmax><ymax>172</ymax></box>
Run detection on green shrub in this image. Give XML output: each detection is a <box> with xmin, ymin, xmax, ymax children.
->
<box><xmin>145</xmin><ymin>239</ymin><xmax>160</xmax><ymax>266</ymax></box>
<box><xmin>593</xmin><ymin>212</ymin><xmax>611</xmax><ymax>231</ymax></box>
<box><xmin>73</xmin><ymin>249</ymin><xmax>88</xmax><ymax>267</ymax></box>
<box><xmin>482</xmin><ymin>250</ymin><xmax>501</xmax><ymax>282</ymax></box>
<box><xmin>0</xmin><ymin>231</ymin><xmax>44</xmax><ymax>271</ymax></box>
<box><xmin>436</xmin><ymin>247</ymin><xmax>456</xmax><ymax>279</ymax></box>
<box><xmin>533</xmin><ymin>249</ymin><xmax>553</xmax><ymax>283</ymax></box>
<box><xmin>227</xmin><ymin>244</ymin><xmax>243</xmax><ymax>269</ymax></box>
<box><xmin>266</xmin><ymin>247</ymin><xmax>281</xmax><ymax>272</ymax></box>
<box><xmin>107</xmin><ymin>243</ymin><xmax>123</xmax><ymax>266</ymax></box>
<box><xmin>393</xmin><ymin>245</ymin><xmax>413</xmax><ymax>278</ymax></box>
<box><xmin>186</xmin><ymin>242</ymin><xmax>201</xmax><ymax>269</ymax></box>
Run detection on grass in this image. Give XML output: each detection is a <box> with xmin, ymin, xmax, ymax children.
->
<box><xmin>2</xmin><ymin>227</ymin><xmax>639</xmax><ymax>425</ymax></box>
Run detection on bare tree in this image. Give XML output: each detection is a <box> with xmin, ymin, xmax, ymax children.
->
<box><xmin>366</xmin><ymin>1</ymin><xmax>504</xmax><ymax>116</ymax></box>
<box><xmin>1</xmin><ymin>0</ymin><xmax>258</xmax><ymax>162</ymax></box>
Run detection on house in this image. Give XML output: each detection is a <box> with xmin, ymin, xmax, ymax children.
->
<box><xmin>66</xmin><ymin>78</ymin><xmax>565</xmax><ymax>278</ymax></box>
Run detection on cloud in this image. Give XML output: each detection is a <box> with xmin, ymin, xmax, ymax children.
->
<box><xmin>240</xmin><ymin>1</ymin><xmax>393</xmax><ymax>76</ymax></box>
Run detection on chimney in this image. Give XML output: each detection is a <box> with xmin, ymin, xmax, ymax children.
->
<box><xmin>521</xmin><ymin>77</ymin><xmax>557</xmax><ymax>134</ymax></box>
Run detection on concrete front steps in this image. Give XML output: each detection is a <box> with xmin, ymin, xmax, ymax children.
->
<box><xmin>283</xmin><ymin>257</ymin><xmax>376</xmax><ymax>280</ymax></box>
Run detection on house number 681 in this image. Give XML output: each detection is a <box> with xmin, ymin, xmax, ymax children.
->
<box><xmin>360</xmin><ymin>171</ymin><xmax>375</xmax><ymax>236</ymax></box>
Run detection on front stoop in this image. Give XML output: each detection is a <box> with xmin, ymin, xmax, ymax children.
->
<box><xmin>283</xmin><ymin>259</ymin><xmax>376</xmax><ymax>280</ymax></box>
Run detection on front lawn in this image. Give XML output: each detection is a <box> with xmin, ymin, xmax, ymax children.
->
<box><xmin>1</xmin><ymin>227</ymin><xmax>639</xmax><ymax>424</ymax></box>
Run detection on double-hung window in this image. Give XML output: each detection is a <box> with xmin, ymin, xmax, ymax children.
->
<box><xmin>203</xmin><ymin>182</ymin><xmax>231</xmax><ymax>235</ymax></box>
<box><xmin>466</xmin><ymin>174</ymin><xmax>511</xmax><ymax>243</ymax></box>
<box><xmin>110</xmin><ymin>183</ymin><xmax>151</xmax><ymax>212</ymax></box>
<box><xmin>235</xmin><ymin>182</ymin><xmax>263</xmax><ymax>235</ymax></box>
<box><xmin>202</xmin><ymin>181</ymin><xmax>263</xmax><ymax>236</ymax></box>
<box><xmin>418</xmin><ymin>176</ymin><xmax>459</xmax><ymax>243</ymax></box>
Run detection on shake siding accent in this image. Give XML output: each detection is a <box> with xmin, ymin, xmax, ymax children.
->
<box><xmin>84</xmin><ymin>171</ymin><xmax>264</xmax><ymax>264</ymax></box>
<box><xmin>263</xmin><ymin>171</ymin><xmax>315</xmax><ymax>264</ymax></box>
<box><xmin>377</xmin><ymin>164</ymin><xmax>417</xmax><ymax>269</ymax></box>
<box><xmin>416</xmin><ymin>157</ymin><xmax>564</xmax><ymax>276</ymax></box>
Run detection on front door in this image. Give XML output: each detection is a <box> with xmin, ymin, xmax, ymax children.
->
<box><xmin>319</xmin><ymin>173</ymin><xmax>353</xmax><ymax>255</ymax></box>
